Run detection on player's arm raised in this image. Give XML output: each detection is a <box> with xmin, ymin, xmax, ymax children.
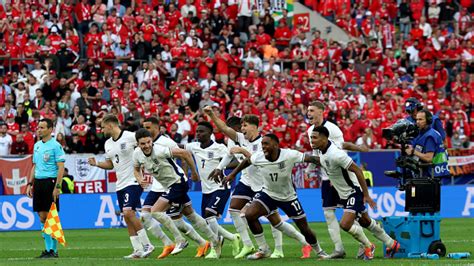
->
<box><xmin>202</xmin><ymin>106</ymin><xmax>238</xmax><ymax>142</ymax></box>
<box><xmin>348</xmin><ymin>162</ymin><xmax>376</xmax><ymax>209</ymax></box>
<box><xmin>171</xmin><ymin>148</ymin><xmax>200</xmax><ymax>181</ymax></box>
<box><xmin>343</xmin><ymin>142</ymin><xmax>369</xmax><ymax>152</ymax></box>
<box><xmin>88</xmin><ymin>157</ymin><xmax>114</xmax><ymax>170</ymax></box>
<box><xmin>225</xmin><ymin>157</ymin><xmax>251</xmax><ymax>184</ymax></box>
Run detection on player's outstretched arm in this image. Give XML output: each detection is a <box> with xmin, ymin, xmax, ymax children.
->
<box><xmin>303</xmin><ymin>155</ymin><xmax>321</xmax><ymax>165</ymax></box>
<box><xmin>171</xmin><ymin>148</ymin><xmax>200</xmax><ymax>181</ymax></box>
<box><xmin>343</xmin><ymin>142</ymin><xmax>369</xmax><ymax>152</ymax></box>
<box><xmin>226</xmin><ymin>158</ymin><xmax>251</xmax><ymax>184</ymax></box>
<box><xmin>348</xmin><ymin>162</ymin><xmax>376</xmax><ymax>209</ymax></box>
<box><xmin>88</xmin><ymin>157</ymin><xmax>114</xmax><ymax>170</ymax></box>
<box><xmin>202</xmin><ymin>106</ymin><xmax>238</xmax><ymax>141</ymax></box>
<box><xmin>230</xmin><ymin>146</ymin><xmax>251</xmax><ymax>158</ymax></box>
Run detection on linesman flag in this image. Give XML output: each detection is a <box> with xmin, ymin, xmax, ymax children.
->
<box><xmin>42</xmin><ymin>202</ymin><xmax>67</xmax><ymax>246</ymax></box>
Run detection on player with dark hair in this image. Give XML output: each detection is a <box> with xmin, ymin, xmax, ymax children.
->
<box><xmin>142</xmin><ymin>116</ymin><xmax>211</xmax><ymax>258</ymax></box>
<box><xmin>311</xmin><ymin>126</ymin><xmax>399</xmax><ymax>260</ymax></box>
<box><xmin>225</xmin><ymin>134</ymin><xmax>329</xmax><ymax>260</ymax></box>
<box><xmin>133</xmin><ymin>128</ymin><xmax>224</xmax><ymax>259</ymax></box>
<box><xmin>306</xmin><ymin>101</ymin><xmax>368</xmax><ymax>259</ymax></box>
<box><xmin>26</xmin><ymin>118</ymin><xmax>66</xmax><ymax>258</ymax></box>
<box><xmin>184</xmin><ymin>121</ymin><xmax>242</xmax><ymax>255</ymax></box>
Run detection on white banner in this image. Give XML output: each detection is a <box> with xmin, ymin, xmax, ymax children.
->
<box><xmin>64</xmin><ymin>154</ymin><xmax>107</xmax><ymax>182</ymax></box>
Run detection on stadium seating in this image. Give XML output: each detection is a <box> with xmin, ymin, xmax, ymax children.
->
<box><xmin>0</xmin><ymin>0</ymin><xmax>472</xmax><ymax>156</ymax></box>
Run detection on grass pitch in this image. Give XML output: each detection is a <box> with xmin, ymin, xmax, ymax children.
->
<box><xmin>1</xmin><ymin>218</ymin><xmax>473</xmax><ymax>265</ymax></box>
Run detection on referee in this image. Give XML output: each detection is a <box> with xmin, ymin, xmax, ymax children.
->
<box><xmin>26</xmin><ymin>118</ymin><xmax>66</xmax><ymax>259</ymax></box>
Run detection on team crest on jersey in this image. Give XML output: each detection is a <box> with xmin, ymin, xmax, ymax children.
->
<box><xmin>153</xmin><ymin>159</ymin><xmax>159</xmax><ymax>164</ymax></box>
<box><xmin>208</xmin><ymin>152</ymin><xmax>214</xmax><ymax>159</ymax></box>
<box><xmin>121</xmin><ymin>143</ymin><xmax>126</xmax><ymax>150</ymax></box>
<box><xmin>253</xmin><ymin>145</ymin><xmax>258</xmax><ymax>152</ymax></box>
<box><xmin>279</xmin><ymin>161</ymin><xmax>285</xmax><ymax>169</ymax></box>
<box><xmin>43</xmin><ymin>152</ymin><xmax>50</xmax><ymax>162</ymax></box>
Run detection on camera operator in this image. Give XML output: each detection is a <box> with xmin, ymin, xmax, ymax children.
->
<box><xmin>404</xmin><ymin>109</ymin><xmax>450</xmax><ymax>179</ymax></box>
<box><xmin>405</xmin><ymin>98</ymin><xmax>446</xmax><ymax>141</ymax></box>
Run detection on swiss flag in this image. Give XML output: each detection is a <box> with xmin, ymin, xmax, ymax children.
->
<box><xmin>0</xmin><ymin>156</ymin><xmax>33</xmax><ymax>195</ymax></box>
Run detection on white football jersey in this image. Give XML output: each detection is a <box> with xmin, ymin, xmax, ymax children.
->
<box><xmin>250</xmin><ymin>149</ymin><xmax>304</xmax><ymax>201</ymax></box>
<box><xmin>307</xmin><ymin>120</ymin><xmax>345</xmax><ymax>181</ymax></box>
<box><xmin>104</xmin><ymin>131</ymin><xmax>138</xmax><ymax>191</ymax></box>
<box><xmin>185</xmin><ymin>141</ymin><xmax>228</xmax><ymax>194</ymax></box>
<box><xmin>150</xmin><ymin>134</ymin><xmax>179</xmax><ymax>192</ymax></box>
<box><xmin>133</xmin><ymin>145</ymin><xmax>187</xmax><ymax>189</ymax></box>
<box><xmin>318</xmin><ymin>142</ymin><xmax>361</xmax><ymax>199</ymax></box>
<box><xmin>235</xmin><ymin>132</ymin><xmax>263</xmax><ymax>192</ymax></box>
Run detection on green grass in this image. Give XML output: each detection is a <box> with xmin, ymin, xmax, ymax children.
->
<box><xmin>1</xmin><ymin>219</ymin><xmax>474</xmax><ymax>265</ymax></box>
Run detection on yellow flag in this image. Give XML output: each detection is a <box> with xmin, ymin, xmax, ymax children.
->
<box><xmin>42</xmin><ymin>202</ymin><xmax>67</xmax><ymax>246</ymax></box>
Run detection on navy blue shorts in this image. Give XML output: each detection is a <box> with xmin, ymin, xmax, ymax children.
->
<box><xmin>143</xmin><ymin>191</ymin><xmax>183</xmax><ymax>217</ymax></box>
<box><xmin>232</xmin><ymin>182</ymin><xmax>256</xmax><ymax>201</ymax></box>
<box><xmin>341</xmin><ymin>189</ymin><xmax>366</xmax><ymax>214</ymax></box>
<box><xmin>117</xmin><ymin>185</ymin><xmax>143</xmax><ymax>212</ymax></box>
<box><xmin>161</xmin><ymin>177</ymin><xmax>191</xmax><ymax>206</ymax></box>
<box><xmin>202</xmin><ymin>189</ymin><xmax>231</xmax><ymax>217</ymax></box>
<box><xmin>321</xmin><ymin>180</ymin><xmax>342</xmax><ymax>209</ymax></box>
<box><xmin>143</xmin><ymin>191</ymin><xmax>164</xmax><ymax>209</ymax></box>
<box><xmin>254</xmin><ymin>192</ymin><xmax>306</xmax><ymax>220</ymax></box>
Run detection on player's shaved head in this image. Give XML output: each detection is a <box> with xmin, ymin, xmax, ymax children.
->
<box><xmin>312</xmin><ymin>125</ymin><xmax>329</xmax><ymax>138</ymax></box>
<box><xmin>226</xmin><ymin>116</ymin><xmax>241</xmax><ymax>128</ymax></box>
<box><xmin>198</xmin><ymin>121</ymin><xmax>213</xmax><ymax>132</ymax></box>
<box><xmin>264</xmin><ymin>133</ymin><xmax>279</xmax><ymax>144</ymax></box>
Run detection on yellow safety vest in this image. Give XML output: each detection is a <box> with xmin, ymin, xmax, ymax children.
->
<box><xmin>363</xmin><ymin>170</ymin><xmax>373</xmax><ymax>187</ymax></box>
<box><xmin>61</xmin><ymin>177</ymin><xmax>75</xmax><ymax>193</ymax></box>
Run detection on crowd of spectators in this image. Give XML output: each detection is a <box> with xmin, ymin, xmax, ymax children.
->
<box><xmin>0</xmin><ymin>0</ymin><xmax>472</xmax><ymax>156</ymax></box>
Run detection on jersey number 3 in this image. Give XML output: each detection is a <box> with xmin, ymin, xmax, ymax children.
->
<box><xmin>270</xmin><ymin>173</ymin><xmax>278</xmax><ymax>182</ymax></box>
<box><xmin>115</xmin><ymin>154</ymin><xmax>120</xmax><ymax>164</ymax></box>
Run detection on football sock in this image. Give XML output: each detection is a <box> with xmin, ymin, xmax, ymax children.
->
<box><xmin>130</xmin><ymin>236</ymin><xmax>144</xmax><ymax>252</ymax></box>
<box><xmin>230</xmin><ymin>210</ymin><xmax>253</xmax><ymax>247</ymax></box>
<box><xmin>271</xmin><ymin>225</ymin><xmax>284</xmax><ymax>252</ymax></box>
<box><xmin>348</xmin><ymin>223</ymin><xmax>371</xmax><ymax>248</ymax></box>
<box><xmin>137</xmin><ymin>228</ymin><xmax>152</xmax><ymax>247</ymax></box>
<box><xmin>367</xmin><ymin>218</ymin><xmax>395</xmax><ymax>247</ymax></box>
<box><xmin>185</xmin><ymin>212</ymin><xmax>219</xmax><ymax>246</ymax></box>
<box><xmin>324</xmin><ymin>209</ymin><xmax>345</xmax><ymax>252</ymax></box>
<box><xmin>274</xmin><ymin>221</ymin><xmax>307</xmax><ymax>246</ymax></box>
<box><xmin>174</xmin><ymin>217</ymin><xmax>207</xmax><ymax>246</ymax></box>
<box><xmin>254</xmin><ymin>233</ymin><xmax>270</xmax><ymax>251</ymax></box>
<box><xmin>140</xmin><ymin>212</ymin><xmax>173</xmax><ymax>246</ymax></box>
<box><xmin>152</xmin><ymin>212</ymin><xmax>185</xmax><ymax>243</ymax></box>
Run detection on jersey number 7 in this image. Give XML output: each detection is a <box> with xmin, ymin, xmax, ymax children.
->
<box><xmin>270</xmin><ymin>173</ymin><xmax>278</xmax><ymax>182</ymax></box>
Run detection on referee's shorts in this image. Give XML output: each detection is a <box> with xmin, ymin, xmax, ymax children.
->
<box><xmin>33</xmin><ymin>178</ymin><xmax>59</xmax><ymax>212</ymax></box>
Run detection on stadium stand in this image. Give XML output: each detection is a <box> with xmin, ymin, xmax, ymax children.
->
<box><xmin>0</xmin><ymin>0</ymin><xmax>472</xmax><ymax>156</ymax></box>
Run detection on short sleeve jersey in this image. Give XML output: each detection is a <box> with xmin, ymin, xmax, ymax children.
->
<box><xmin>33</xmin><ymin>138</ymin><xmax>66</xmax><ymax>179</ymax></box>
<box><xmin>318</xmin><ymin>142</ymin><xmax>361</xmax><ymax>199</ymax></box>
<box><xmin>104</xmin><ymin>131</ymin><xmax>138</xmax><ymax>191</ymax></box>
<box><xmin>307</xmin><ymin>120</ymin><xmax>345</xmax><ymax>180</ymax></box>
<box><xmin>250</xmin><ymin>149</ymin><xmax>304</xmax><ymax>201</ymax></box>
<box><xmin>186</xmin><ymin>141</ymin><xmax>228</xmax><ymax>194</ymax></box>
<box><xmin>235</xmin><ymin>132</ymin><xmax>263</xmax><ymax>191</ymax></box>
<box><xmin>133</xmin><ymin>144</ymin><xmax>186</xmax><ymax>189</ymax></box>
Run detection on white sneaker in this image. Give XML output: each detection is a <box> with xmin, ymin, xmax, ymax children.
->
<box><xmin>327</xmin><ymin>250</ymin><xmax>346</xmax><ymax>259</ymax></box>
<box><xmin>123</xmin><ymin>250</ymin><xmax>143</xmax><ymax>259</ymax></box>
<box><xmin>141</xmin><ymin>244</ymin><xmax>155</xmax><ymax>258</ymax></box>
<box><xmin>171</xmin><ymin>240</ymin><xmax>189</xmax><ymax>255</ymax></box>
<box><xmin>247</xmin><ymin>249</ymin><xmax>271</xmax><ymax>260</ymax></box>
<box><xmin>317</xmin><ymin>250</ymin><xmax>330</xmax><ymax>259</ymax></box>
